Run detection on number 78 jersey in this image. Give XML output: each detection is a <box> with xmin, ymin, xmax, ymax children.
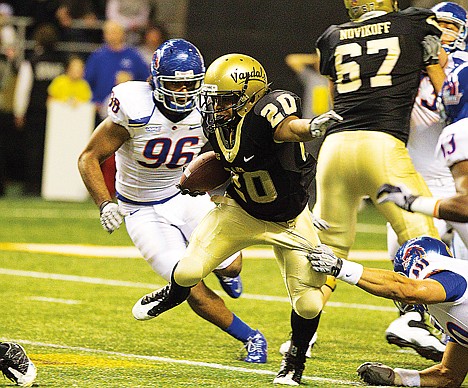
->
<box><xmin>316</xmin><ymin>7</ymin><xmax>442</xmax><ymax>144</ymax></box>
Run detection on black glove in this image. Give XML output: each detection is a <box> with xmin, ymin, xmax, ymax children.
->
<box><xmin>176</xmin><ymin>184</ymin><xmax>206</xmax><ymax>197</ymax></box>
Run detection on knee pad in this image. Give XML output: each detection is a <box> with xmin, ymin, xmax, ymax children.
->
<box><xmin>173</xmin><ymin>256</ymin><xmax>204</xmax><ymax>287</ymax></box>
<box><xmin>293</xmin><ymin>289</ymin><xmax>323</xmax><ymax>319</ymax></box>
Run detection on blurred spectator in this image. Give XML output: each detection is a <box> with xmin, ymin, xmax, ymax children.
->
<box><xmin>84</xmin><ymin>19</ymin><xmax>148</xmax><ymax>197</ymax></box>
<box><xmin>55</xmin><ymin>0</ymin><xmax>102</xmax><ymax>42</ymax></box>
<box><xmin>137</xmin><ymin>24</ymin><xmax>168</xmax><ymax>63</ymax></box>
<box><xmin>0</xmin><ymin>2</ymin><xmax>16</xmax><ymax>196</ymax></box>
<box><xmin>47</xmin><ymin>54</ymin><xmax>92</xmax><ymax>104</ymax></box>
<box><xmin>105</xmin><ymin>0</ymin><xmax>159</xmax><ymax>44</ymax></box>
<box><xmin>13</xmin><ymin>0</ymin><xmax>61</xmax><ymax>39</ymax></box>
<box><xmin>97</xmin><ymin>70</ymin><xmax>132</xmax><ymax>120</ymax></box>
<box><xmin>0</xmin><ymin>3</ymin><xmax>16</xmax><ymax>60</ymax></box>
<box><xmin>85</xmin><ymin>20</ymin><xmax>148</xmax><ymax>110</ymax></box>
<box><xmin>13</xmin><ymin>23</ymin><xmax>66</xmax><ymax>196</ymax></box>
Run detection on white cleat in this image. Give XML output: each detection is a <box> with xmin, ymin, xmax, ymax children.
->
<box><xmin>279</xmin><ymin>332</ymin><xmax>317</xmax><ymax>358</ymax></box>
<box><xmin>385</xmin><ymin>311</ymin><xmax>445</xmax><ymax>361</ymax></box>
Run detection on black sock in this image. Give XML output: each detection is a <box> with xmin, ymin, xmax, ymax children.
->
<box><xmin>290</xmin><ymin>309</ymin><xmax>321</xmax><ymax>355</ymax></box>
<box><xmin>169</xmin><ymin>264</ymin><xmax>191</xmax><ymax>302</ymax></box>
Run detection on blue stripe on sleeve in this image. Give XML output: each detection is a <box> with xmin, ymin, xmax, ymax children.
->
<box><xmin>429</xmin><ymin>271</ymin><xmax>467</xmax><ymax>302</ymax></box>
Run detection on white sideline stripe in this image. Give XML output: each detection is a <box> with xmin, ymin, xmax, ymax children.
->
<box><xmin>0</xmin><ymin>242</ymin><xmax>390</xmax><ymax>261</ymax></box>
<box><xmin>0</xmin><ymin>268</ymin><xmax>397</xmax><ymax>312</ymax></box>
<box><xmin>29</xmin><ymin>296</ymin><xmax>81</xmax><ymax>305</ymax></box>
<box><xmin>0</xmin><ymin>338</ymin><xmax>357</xmax><ymax>385</ymax></box>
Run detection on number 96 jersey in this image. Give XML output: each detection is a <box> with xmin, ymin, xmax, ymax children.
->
<box><xmin>316</xmin><ymin>7</ymin><xmax>441</xmax><ymax>144</ymax></box>
<box><xmin>108</xmin><ymin>81</ymin><xmax>208</xmax><ymax>203</ymax></box>
<box><xmin>207</xmin><ymin>90</ymin><xmax>316</xmax><ymax>222</ymax></box>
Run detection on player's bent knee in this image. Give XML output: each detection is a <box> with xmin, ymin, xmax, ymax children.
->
<box><xmin>294</xmin><ymin>292</ymin><xmax>323</xmax><ymax>319</ymax></box>
<box><xmin>173</xmin><ymin>259</ymin><xmax>204</xmax><ymax>288</ymax></box>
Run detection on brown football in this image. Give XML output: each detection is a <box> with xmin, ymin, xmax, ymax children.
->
<box><xmin>179</xmin><ymin>151</ymin><xmax>230</xmax><ymax>192</ymax></box>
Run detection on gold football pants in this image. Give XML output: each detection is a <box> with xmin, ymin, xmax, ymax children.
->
<box><xmin>314</xmin><ymin>130</ymin><xmax>438</xmax><ymax>259</ymax></box>
<box><xmin>174</xmin><ymin>195</ymin><xmax>327</xmax><ymax>319</ymax></box>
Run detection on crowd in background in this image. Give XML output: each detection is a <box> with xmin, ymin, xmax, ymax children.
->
<box><xmin>0</xmin><ymin>0</ymin><xmax>169</xmax><ymax>196</ymax></box>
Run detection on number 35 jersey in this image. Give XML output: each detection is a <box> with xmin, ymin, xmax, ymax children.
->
<box><xmin>108</xmin><ymin>81</ymin><xmax>208</xmax><ymax>203</ymax></box>
<box><xmin>316</xmin><ymin>8</ymin><xmax>441</xmax><ymax>144</ymax></box>
<box><xmin>206</xmin><ymin>90</ymin><xmax>316</xmax><ymax>222</ymax></box>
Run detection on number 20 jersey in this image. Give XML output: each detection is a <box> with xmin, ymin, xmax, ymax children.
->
<box><xmin>316</xmin><ymin>8</ymin><xmax>441</xmax><ymax>144</ymax></box>
<box><xmin>108</xmin><ymin>81</ymin><xmax>208</xmax><ymax>203</ymax></box>
<box><xmin>206</xmin><ymin>90</ymin><xmax>316</xmax><ymax>222</ymax></box>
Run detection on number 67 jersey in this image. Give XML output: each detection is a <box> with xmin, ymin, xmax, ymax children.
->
<box><xmin>316</xmin><ymin>7</ymin><xmax>441</xmax><ymax>144</ymax></box>
<box><xmin>108</xmin><ymin>81</ymin><xmax>208</xmax><ymax>203</ymax></box>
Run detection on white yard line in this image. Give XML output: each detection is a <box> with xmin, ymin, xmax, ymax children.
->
<box><xmin>0</xmin><ymin>337</ymin><xmax>358</xmax><ymax>386</ymax></box>
<box><xmin>29</xmin><ymin>296</ymin><xmax>82</xmax><ymax>305</ymax></box>
<box><xmin>0</xmin><ymin>267</ymin><xmax>397</xmax><ymax>312</ymax></box>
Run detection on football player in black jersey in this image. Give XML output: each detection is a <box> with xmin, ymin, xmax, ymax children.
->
<box><xmin>311</xmin><ymin>0</ymin><xmax>447</xmax><ymax>367</ymax></box>
<box><xmin>131</xmin><ymin>53</ymin><xmax>342</xmax><ymax>385</ymax></box>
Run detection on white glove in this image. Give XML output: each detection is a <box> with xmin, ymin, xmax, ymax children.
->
<box><xmin>310</xmin><ymin>212</ymin><xmax>330</xmax><ymax>231</ymax></box>
<box><xmin>309</xmin><ymin>110</ymin><xmax>343</xmax><ymax>138</ymax></box>
<box><xmin>422</xmin><ymin>35</ymin><xmax>441</xmax><ymax>66</ymax></box>
<box><xmin>307</xmin><ymin>244</ymin><xmax>343</xmax><ymax>277</ymax></box>
<box><xmin>376</xmin><ymin>183</ymin><xmax>418</xmax><ymax>211</ymax></box>
<box><xmin>100</xmin><ymin>201</ymin><xmax>124</xmax><ymax>233</ymax></box>
<box><xmin>308</xmin><ymin>244</ymin><xmax>364</xmax><ymax>284</ymax></box>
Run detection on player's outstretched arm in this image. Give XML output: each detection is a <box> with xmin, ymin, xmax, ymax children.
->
<box><xmin>307</xmin><ymin>244</ymin><xmax>447</xmax><ymax>305</ymax></box>
<box><xmin>274</xmin><ymin>110</ymin><xmax>342</xmax><ymax>142</ymax></box>
<box><xmin>377</xmin><ymin>180</ymin><xmax>468</xmax><ymax>222</ymax></box>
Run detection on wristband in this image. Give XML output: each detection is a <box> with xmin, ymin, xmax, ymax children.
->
<box><xmin>336</xmin><ymin>259</ymin><xmax>364</xmax><ymax>285</ymax></box>
<box><xmin>99</xmin><ymin>200</ymin><xmax>112</xmax><ymax>213</ymax></box>
<box><xmin>394</xmin><ymin>368</ymin><xmax>421</xmax><ymax>387</ymax></box>
<box><xmin>409</xmin><ymin>196</ymin><xmax>441</xmax><ymax>218</ymax></box>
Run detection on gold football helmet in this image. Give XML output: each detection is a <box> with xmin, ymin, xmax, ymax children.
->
<box><xmin>201</xmin><ymin>53</ymin><xmax>268</xmax><ymax>133</ymax></box>
<box><xmin>344</xmin><ymin>0</ymin><xmax>399</xmax><ymax>20</ymax></box>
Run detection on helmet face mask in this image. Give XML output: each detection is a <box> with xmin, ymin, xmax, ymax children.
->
<box><xmin>151</xmin><ymin>39</ymin><xmax>205</xmax><ymax>113</ymax></box>
<box><xmin>200</xmin><ymin>54</ymin><xmax>268</xmax><ymax>135</ymax></box>
<box><xmin>432</xmin><ymin>2</ymin><xmax>468</xmax><ymax>52</ymax></box>
<box><xmin>343</xmin><ymin>0</ymin><xmax>399</xmax><ymax>20</ymax></box>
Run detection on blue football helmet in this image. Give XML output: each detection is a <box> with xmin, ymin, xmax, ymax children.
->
<box><xmin>432</xmin><ymin>2</ymin><xmax>468</xmax><ymax>52</ymax></box>
<box><xmin>394</xmin><ymin>236</ymin><xmax>453</xmax><ymax>278</ymax></box>
<box><xmin>151</xmin><ymin>39</ymin><xmax>205</xmax><ymax>112</ymax></box>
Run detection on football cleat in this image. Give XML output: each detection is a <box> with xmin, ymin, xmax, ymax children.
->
<box><xmin>279</xmin><ymin>332</ymin><xmax>317</xmax><ymax>358</ymax></box>
<box><xmin>273</xmin><ymin>351</ymin><xmax>305</xmax><ymax>386</ymax></box>
<box><xmin>0</xmin><ymin>342</ymin><xmax>37</xmax><ymax>387</ymax></box>
<box><xmin>215</xmin><ymin>273</ymin><xmax>243</xmax><ymax>298</ymax></box>
<box><xmin>385</xmin><ymin>311</ymin><xmax>445</xmax><ymax>361</ymax></box>
<box><xmin>243</xmin><ymin>330</ymin><xmax>267</xmax><ymax>363</ymax></box>
<box><xmin>132</xmin><ymin>284</ymin><xmax>187</xmax><ymax>320</ymax></box>
<box><xmin>357</xmin><ymin>362</ymin><xmax>396</xmax><ymax>386</ymax></box>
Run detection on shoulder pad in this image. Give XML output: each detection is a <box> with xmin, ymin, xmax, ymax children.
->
<box><xmin>401</xmin><ymin>7</ymin><xmax>435</xmax><ymax>18</ymax></box>
<box><xmin>254</xmin><ymin>90</ymin><xmax>301</xmax><ymax>116</ymax></box>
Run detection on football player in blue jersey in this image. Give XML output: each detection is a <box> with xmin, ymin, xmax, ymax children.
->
<box><xmin>131</xmin><ymin>52</ymin><xmax>343</xmax><ymax>385</ymax></box>
<box><xmin>308</xmin><ymin>236</ymin><xmax>468</xmax><ymax>387</ymax></box>
<box><xmin>384</xmin><ymin>1</ymin><xmax>468</xmax><ymax>362</ymax></box>
<box><xmin>78</xmin><ymin>39</ymin><xmax>269</xmax><ymax>364</ymax></box>
<box><xmin>378</xmin><ymin>36</ymin><xmax>468</xmax><ymax>224</ymax></box>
